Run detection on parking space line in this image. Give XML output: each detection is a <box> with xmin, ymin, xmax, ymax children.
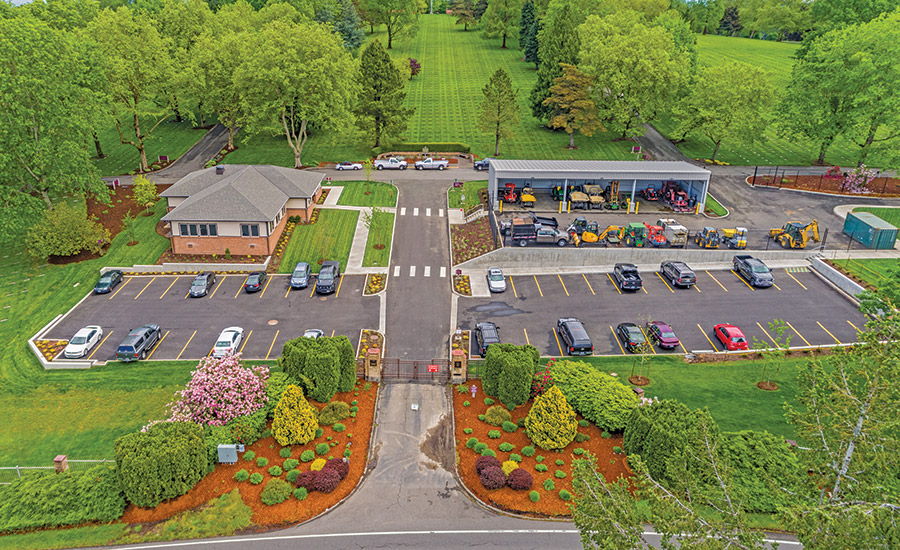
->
<box><xmin>610</xmin><ymin>326</ymin><xmax>626</xmax><ymax>355</ymax></box>
<box><xmin>639</xmin><ymin>326</ymin><xmax>657</xmax><ymax>354</ymax></box>
<box><xmin>510</xmin><ymin>276</ymin><xmax>518</xmax><ymax>298</ymax></box>
<box><xmin>259</xmin><ymin>275</ymin><xmax>273</xmax><ymax>298</ymax></box>
<box><xmin>581</xmin><ymin>274</ymin><xmax>595</xmax><ymax>295</ymax></box>
<box><xmin>87</xmin><ymin>331</ymin><xmax>113</xmax><ymax>360</ymax></box>
<box><xmin>147</xmin><ymin>330</ymin><xmax>169</xmax><ymax>359</ymax></box>
<box><xmin>847</xmin><ymin>320</ymin><xmax>862</xmax><ymax>333</ymax></box>
<box><xmin>285</xmin><ymin>285</ymin><xmax>292</xmax><ymax>298</ymax></box>
<box><xmin>209</xmin><ymin>276</ymin><xmax>225</xmax><ymax>298</ymax></box>
<box><xmin>553</xmin><ymin>329</ymin><xmax>563</xmax><ymax>355</ymax></box>
<box><xmin>706</xmin><ymin>271</ymin><xmax>728</xmax><ymax>292</ymax></box>
<box><xmin>207</xmin><ymin>345</ymin><xmax>215</xmax><ymax>358</ymax></box>
<box><xmin>335</xmin><ymin>275</ymin><xmax>344</xmax><ymax>297</ymax></box>
<box><xmin>234</xmin><ymin>280</ymin><xmax>244</xmax><ymax>299</ymax></box>
<box><xmin>655</xmin><ymin>272</ymin><xmax>674</xmax><ymax>293</ymax></box>
<box><xmin>679</xmin><ymin>340</ymin><xmax>688</xmax><ymax>354</ymax></box>
<box><xmin>785</xmin><ymin>321</ymin><xmax>811</xmax><ymax>347</ymax></box>
<box><xmin>557</xmin><ymin>275</ymin><xmax>569</xmax><ymax>296</ymax></box>
<box><xmin>773</xmin><ymin>283</ymin><xmax>782</xmax><ymax>291</ymax></box>
<box><xmin>309</xmin><ymin>285</ymin><xmax>316</xmax><ymax>298</ymax></box>
<box><xmin>785</xmin><ymin>271</ymin><xmax>808</xmax><ymax>290</ymax></box>
<box><xmin>266</xmin><ymin>330</ymin><xmax>280</xmax><ymax>360</ymax></box>
<box><xmin>239</xmin><ymin>330</ymin><xmax>252</xmax><ymax>354</ymax></box>
<box><xmin>756</xmin><ymin>322</ymin><xmax>781</xmax><ymax>348</ymax></box>
<box><xmin>607</xmin><ymin>273</ymin><xmax>622</xmax><ymax>295</ymax></box>
<box><xmin>160</xmin><ymin>277</ymin><xmax>178</xmax><ymax>299</ymax></box>
<box><xmin>694</xmin><ymin>284</ymin><xmax>702</xmax><ymax>293</ymax></box>
<box><xmin>177</xmin><ymin>330</ymin><xmax>197</xmax><ymax>360</ymax></box>
<box><xmin>817</xmin><ymin>321</ymin><xmax>842</xmax><ymax>344</ymax></box>
<box><xmin>698</xmin><ymin>324</ymin><xmax>718</xmax><ymax>350</ymax></box>
<box><xmin>731</xmin><ymin>270</ymin><xmax>755</xmax><ymax>291</ymax></box>
<box><xmin>108</xmin><ymin>278</ymin><xmax>131</xmax><ymax>299</ymax></box>
<box><xmin>523</xmin><ymin>328</ymin><xmax>530</xmax><ymax>345</ymax></box>
<box><xmin>533</xmin><ymin>275</ymin><xmax>543</xmax><ymax>297</ymax></box>
<box><xmin>641</xmin><ymin>285</ymin><xmax>648</xmax><ymax>295</ymax></box>
<box><xmin>184</xmin><ymin>288</ymin><xmax>191</xmax><ymax>299</ymax></box>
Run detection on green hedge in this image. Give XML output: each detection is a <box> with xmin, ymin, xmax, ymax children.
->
<box><xmin>279</xmin><ymin>336</ymin><xmax>354</xmax><ymax>403</ymax></box>
<box><xmin>721</xmin><ymin>430</ymin><xmax>801</xmax><ymax>513</ymax></box>
<box><xmin>549</xmin><ymin>360</ymin><xmax>638</xmax><ymax>432</ymax></box>
<box><xmin>0</xmin><ymin>464</ymin><xmax>126</xmax><ymax>533</ymax></box>
<box><xmin>115</xmin><ymin>422</ymin><xmax>208</xmax><ymax>508</ymax></box>
<box><xmin>379</xmin><ymin>142</ymin><xmax>470</xmax><ymax>153</ymax></box>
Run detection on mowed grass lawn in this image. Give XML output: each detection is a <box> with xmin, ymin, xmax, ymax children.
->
<box><xmin>852</xmin><ymin>207</ymin><xmax>900</xmax><ymax>236</ymax></box>
<box><xmin>831</xmin><ymin>258</ymin><xmax>900</xmax><ymax>289</ymax></box>
<box><xmin>330</xmin><ymin>180</ymin><xmax>398</xmax><ymax>207</ymax></box>
<box><xmin>448</xmin><ymin>180</ymin><xmax>488</xmax><ymax>209</ymax></box>
<box><xmin>362</xmin><ymin>211</ymin><xmax>394</xmax><ymax>268</ymax></box>
<box><xmin>278</xmin><ymin>209</ymin><xmax>359</xmax><ymax>273</ymax></box>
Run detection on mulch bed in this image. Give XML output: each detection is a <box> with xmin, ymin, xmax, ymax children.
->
<box><xmin>34</xmin><ymin>339</ymin><xmax>67</xmax><ymax>361</ymax></box>
<box><xmin>749</xmin><ymin>174</ymin><xmax>900</xmax><ymax>197</ymax></box>
<box><xmin>316</xmin><ymin>189</ymin><xmax>330</xmax><ymax>205</ymax></box>
<box><xmin>452</xmin><ymin>274</ymin><xmax>471</xmax><ymax>296</ymax></box>
<box><xmin>155</xmin><ymin>250</ymin><xmax>268</xmax><ymax>265</ymax></box>
<box><xmin>357</xmin><ymin>330</ymin><xmax>383</xmax><ymax>360</ymax></box>
<box><xmin>364</xmin><ymin>274</ymin><xmax>386</xmax><ymax>295</ymax></box>
<box><xmin>86</xmin><ymin>183</ymin><xmax>171</xmax><ymax>240</ymax></box>
<box><xmin>686</xmin><ymin>347</ymin><xmax>835</xmax><ymax>364</ymax></box>
<box><xmin>120</xmin><ymin>380</ymin><xmax>378</xmax><ymax>528</ymax></box>
<box><xmin>451</xmin><ymin>217</ymin><xmax>495</xmax><ymax>264</ymax></box>
<box><xmin>453</xmin><ymin>380</ymin><xmax>631</xmax><ymax>517</ymax></box>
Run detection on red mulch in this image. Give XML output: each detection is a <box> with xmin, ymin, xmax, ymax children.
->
<box><xmin>451</xmin><ymin>217</ymin><xmax>495</xmax><ymax>264</ymax></box>
<box><xmin>750</xmin><ymin>174</ymin><xmax>900</xmax><ymax>197</ymax></box>
<box><xmin>120</xmin><ymin>380</ymin><xmax>378</xmax><ymax>528</ymax></box>
<box><xmin>453</xmin><ymin>380</ymin><xmax>631</xmax><ymax>517</ymax></box>
<box><xmin>48</xmin><ymin>250</ymin><xmax>102</xmax><ymax>265</ymax></box>
<box><xmin>86</xmin><ymin>183</ymin><xmax>172</xmax><ymax>240</ymax></box>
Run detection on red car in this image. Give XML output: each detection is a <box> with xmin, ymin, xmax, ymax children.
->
<box><xmin>714</xmin><ymin>323</ymin><xmax>749</xmax><ymax>351</ymax></box>
<box><xmin>646</xmin><ymin>321</ymin><xmax>680</xmax><ymax>349</ymax></box>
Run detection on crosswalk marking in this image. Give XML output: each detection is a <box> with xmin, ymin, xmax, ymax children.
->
<box><xmin>440</xmin><ymin>266</ymin><xmax>447</xmax><ymax>278</ymax></box>
<box><xmin>393</xmin><ymin>265</ymin><xmax>400</xmax><ymax>277</ymax></box>
<box><xmin>424</xmin><ymin>266</ymin><xmax>431</xmax><ymax>277</ymax></box>
<box><xmin>426</xmin><ymin>208</ymin><xmax>432</xmax><ymax>217</ymax></box>
<box><xmin>410</xmin><ymin>265</ymin><xmax>416</xmax><ymax>277</ymax></box>
<box><xmin>400</xmin><ymin>207</ymin><xmax>406</xmax><ymax>216</ymax></box>
<box><xmin>439</xmin><ymin>209</ymin><xmax>444</xmax><ymax>217</ymax></box>
<box><xmin>392</xmin><ymin>265</ymin><xmax>447</xmax><ymax>277</ymax></box>
<box><xmin>413</xmin><ymin>207</ymin><xmax>419</xmax><ymax>216</ymax></box>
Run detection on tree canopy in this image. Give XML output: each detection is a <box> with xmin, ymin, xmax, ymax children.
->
<box><xmin>477</xmin><ymin>67</ymin><xmax>520</xmax><ymax>156</ymax></box>
<box><xmin>355</xmin><ymin>39</ymin><xmax>415</xmax><ymax>148</ymax></box>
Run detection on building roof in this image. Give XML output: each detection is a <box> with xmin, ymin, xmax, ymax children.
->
<box><xmin>161</xmin><ymin>165</ymin><xmax>323</xmax><ymax>223</ymax></box>
<box><xmin>489</xmin><ymin>159</ymin><xmax>710</xmax><ymax>180</ymax></box>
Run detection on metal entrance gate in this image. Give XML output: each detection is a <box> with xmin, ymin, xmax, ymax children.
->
<box><xmin>381</xmin><ymin>358</ymin><xmax>450</xmax><ymax>383</ymax></box>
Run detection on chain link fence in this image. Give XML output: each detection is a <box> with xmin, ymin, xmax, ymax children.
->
<box><xmin>0</xmin><ymin>459</ymin><xmax>115</xmax><ymax>485</ymax></box>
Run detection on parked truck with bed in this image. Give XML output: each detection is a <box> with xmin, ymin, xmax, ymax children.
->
<box><xmin>733</xmin><ymin>255</ymin><xmax>774</xmax><ymax>287</ymax></box>
<box><xmin>613</xmin><ymin>263</ymin><xmax>643</xmax><ymax>291</ymax></box>
<box><xmin>414</xmin><ymin>158</ymin><xmax>449</xmax><ymax>170</ymax></box>
<box><xmin>374</xmin><ymin>157</ymin><xmax>407</xmax><ymax>170</ymax></box>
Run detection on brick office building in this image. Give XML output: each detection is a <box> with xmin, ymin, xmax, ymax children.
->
<box><xmin>161</xmin><ymin>164</ymin><xmax>324</xmax><ymax>256</ymax></box>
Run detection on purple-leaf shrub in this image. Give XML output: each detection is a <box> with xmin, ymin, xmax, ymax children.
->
<box><xmin>314</xmin><ymin>467</ymin><xmax>342</xmax><ymax>493</ymax></box>
<box><xmin>295</xmin><ymin>470</ymin><xmax>318</xmax><ymax>490</ymax></box>
<box><xmin>506</xmin><ymin>468</ymin><xmax>533</xmax><ymax>490</ymax></box>
<box><xmin>409</xmin><ymin>57</ymin><xmax>421</xmax><ymax>77</ymax></box>
<box><xmin>323</xmin><ymin>458</ymin><xmax>349</xmax><ymax>480</ymax></box>
<box><xmin>475</xmin><ymin>455</ymin><xmax>501</xmax><ymax>475</ymax></box>
<box><xmin>479</xmin><ymin>466</ymin><xmax>507</xmax><ymax>490</ymax></box>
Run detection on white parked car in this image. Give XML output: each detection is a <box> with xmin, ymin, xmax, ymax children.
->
<box><xmin>335</xmin><ymin>161</ymin><xmax>362</xmax><ymax>171</ymax></box>
<box><xmin>64</xmin><ymin>325</ymin><xmax>103</xmax><ymax>359</ymax></box>
<box><xmin>213</xmin><ymin>327</ymin><xmax>244</xmax><ymax>358</ymax></box>
<box><xmin>303</xmin><ymin>329</ymin><xmax>324</xmax><ymax>339</ymax></box>
<box><xmin>487</xmin><ymin>267</ymin><xmax>506</xmax><ymax>293</ymax></box>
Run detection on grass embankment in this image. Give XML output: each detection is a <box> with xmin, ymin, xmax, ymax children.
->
<box><xmin>362</xmin><ymin>212</ymin><xmax>394</xmax><ymax>268</ymax></box>
<box><xmin>329</xmin><ymin>180</ymin><xmax>398</xmax><ymax>207</ymax></box>
<box><xmin>278</xmin><ymin>209</ymin><xmax>359</xmax><ymax>274</ymax></box>
<box><xmin>92</xmin><ymin>115</ymin><xmax>212</xmax><ymax>177</ymax></box>
<box><xmin>704</xmin><ymin>194</ymin><xmax>728</xmax><ymax>216</ymax></box>
<box><xmin>448</xmin><ymin>180</ymin><xmax>488</xmax><ymax>210</ymax></box>
<box><xmin>851</xmin><ymin>207</ymin><xmax>900</xmax><ymax>237</ymax></box>
<box><xmin>831</xmin><ymin>258</ymin><xmax>899</xmax><ymax>289</ymax></box>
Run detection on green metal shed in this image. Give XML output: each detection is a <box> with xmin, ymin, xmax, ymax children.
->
<box><xmin>842</xmin><ymin>211</ymin><xmax>898</xmax><ymax>249</ymax></box>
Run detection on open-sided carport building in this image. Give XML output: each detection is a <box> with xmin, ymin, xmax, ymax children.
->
<box><xmin>487</xmin><ymin>159</ymin><xmax>711</xmax><ymax>213</ymax></box>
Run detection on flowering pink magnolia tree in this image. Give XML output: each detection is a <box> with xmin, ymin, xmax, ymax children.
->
<box><xmin>164</xmin><ymin>355</ymin><xmax>269</xmax><ymax>426</ymax></box>
<box><xmin>842</xmin><ymin>164</ymin><xmax>876</xmax><ymax>194</ymax></box>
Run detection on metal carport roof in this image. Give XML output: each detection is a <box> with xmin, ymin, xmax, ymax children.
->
<box><xmin>489</xmin><ymin>159</ymin><xmax>710</xmax><ymax>181</ymax></box>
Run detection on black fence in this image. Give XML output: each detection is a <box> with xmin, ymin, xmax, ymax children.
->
<box><xmin>750</xmin><ymin>166</ymin><xmax>900</xmax><ymax>196</ymax></box>
<box><xmin>381</xmin><ymin>358</ymin><xmax>450</xmax><ymax>384</ymax></box>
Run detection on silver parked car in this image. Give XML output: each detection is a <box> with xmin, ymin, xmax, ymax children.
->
<box><xmin>335</xmin><ymin>161</ymin><xmax>362</xmax><ymax>171</ymax></box>
<box><xmin>486</xmin><ymin>267</ymin><xmax>506</xmax><ymax>293</ymax></box>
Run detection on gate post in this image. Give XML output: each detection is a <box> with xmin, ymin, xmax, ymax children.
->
<box><xmin>366</xmin><ymin>348</ymin><xmax>381</xmax><ymax>382</ymax></box>
<box><xmin>450</xmin><ymin>349</ymin><xmax>467</xmax><ymax>384</ymax></box>
<box><xmin>53</xmin><ymin>455</ymin><xmax>68</xmax><ymax>474</ymax></box>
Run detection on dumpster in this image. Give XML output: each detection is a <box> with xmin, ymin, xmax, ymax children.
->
<box><xmin>842</xmin><ymin>211</ymin><xmax>898</xmax><ymax>249</ymax></box>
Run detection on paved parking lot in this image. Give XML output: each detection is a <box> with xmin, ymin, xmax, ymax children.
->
<box><xmin>458</xmin><ymin>267</ymin><xmax>868</xmax><ymax>356</ymax></box>
<box><xmin>46</xmin><ymin>274</ymin><xmax>379</xmax><ymax>363</ymax></box>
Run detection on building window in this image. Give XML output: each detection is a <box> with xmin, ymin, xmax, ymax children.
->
<box><xmin>268</xmin><ymin>221</ymin><xmax>274</xmax><ymax>233</ymax></box>
<box><xmin>241</xmin><ymin>224</ymin><xmax>259</xmax><ymax>237</ymax></box>
<box><xmin>179</xmin><ymin>223</ymin><xmax>217</xmax><ymax>236</ymax></box>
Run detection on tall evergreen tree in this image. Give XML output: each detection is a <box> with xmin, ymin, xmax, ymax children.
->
<box><xmin>334</xmin><ymin>0</ymin><xmax>364</xmax><ymax>50</ymax></box>
<box><xmin>451</xmin><ymin>0</ymin><xmax>476</xmax><ymax>30</ymax></box>
<box><xmin>542</xmin><ymin>63</ymin><xmax>603</xmax><ymax>149</ymax></box>
<box><xmin>477</xmin><ymin>67</ymin><xmax>520</xmax><ymax>156</ymax></box>
<box><xmin>473</xmin><ymin>0</ymin><xmax>487</xmax><ymax>20</ymax></box>
<box><xmin>355</xmin><ymin>40</ymin><xmax>415</xmax><ymax>148</ymax></box>
<box><xmin>523</xmin><ymin>17</ymin><xmax>540</xmax><ymax>68</ymax></box>
<box><xmin>528</xmin><ymin>2</ymin><xmax>579</xmax><ymax>121</ymax></box>
<box><xmin>481</xmin><ymin>0</ymin><xmax>522</xmax><ymax>48</ymax></box>
<box><xmin>518</xmin><ymin>0</ymin><xmax>534</xmax><ymax>50</ymax></box>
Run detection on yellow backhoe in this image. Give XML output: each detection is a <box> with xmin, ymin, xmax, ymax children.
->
<box><xmin>769</xmin><ymin>220</ymin><xmax>819</xmax><ymax>249</ymax></box>
<box><xmin>597</xmin><ymin>225</ymin><xmax>625</xmax><ymax>245</ymax></box>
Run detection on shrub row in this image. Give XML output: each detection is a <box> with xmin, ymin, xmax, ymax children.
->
<box><xmin>278</xmin><ymin>335</ymin><xmax>355</xmax><ymax>402</ymax></box>
<box><xmin>549</xmin><ymin>360</ymin><xmax>638</xmax><ymax>432</ymax></box>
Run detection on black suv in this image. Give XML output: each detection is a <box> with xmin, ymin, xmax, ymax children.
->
<box><xmin>316</xmin><ymin>261</ymin><xmax>341</xmax><ymax>294</ymax></box>
<box><xmin>474</xmin><ymin>158</ymin><xmax>492</xmax><ymax>171</ymax></box>
<box><xmin>659</xmin><ymin>261</ymin><xmax>696</xmax><ymax>288</ymax></box>
<box><xmin>557</xmin><ymin>317</ymin><xmax>593</xmax><ymax>356</ymax></box>
<box><xmin>473</xmin><ymin>322</ymin><xmax>501</xmax><ymax>357</ymax></box>
<box><xmin>116</xmin><ymin>324</ymin><xmax>161</xmax><ymax>362</ymax></box>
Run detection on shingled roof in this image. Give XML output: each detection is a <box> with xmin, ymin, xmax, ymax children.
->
<box><xmin>161</xmin><ymin>165</ymin><xmax>323</xmax><ymax>223</ymax></box>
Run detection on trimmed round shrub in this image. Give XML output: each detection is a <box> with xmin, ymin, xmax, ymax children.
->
<box><xmin>559</xmin><ymin>489</ymin><xmax>572</xmax><ymax>501</ymax></box>
<box><xmin>477</xmin><ymin>414</ymin><xmax>486</xmax><ymax>421</ymax></box>
<box><xmin>466</xmin><ymin>437</ymin><xmax>478</xmax><ymax>449</ymax></box>
<box><xmin>485</xmin><ymin>405</ymin><xmax>512</xmax><ymax>427</ymax></box>
<box><xmin>535</xmin><ymin>464</ymin><xmax>548</xmax><ymax>472</ymax></box>
<box><xmin>463</xmin><ymin>401</ymin><xmax>471</xmax><ymax>407</ymax></box>
<box><xmin>463</xmin><ymin>428</ymin><xmax>473</xmax><ymax>434</ymax></box>
<box><xmin>256</xmin><ymin>457</ymin><xmax>269</xmax><ymax>467</ymax></box>
<box><xmin>578</xmin><ymin>419</ymin><xmax>590</xmax><ymax>427</ymax></box>
<box><xmin>522</xmin><ymin>446</ymin><xmax>536</xmax><ymax>457</ymax></box>
<box><xmin>509</xmin><ymin>453</ymin><xmax>522</xmax><ymax>463</ymax></box>
<box><xmin>350</xmin><ymin>405</ymin><xmax>359</xmax><ymax>412</ymax></box>
<box><xmin>575</xmin><ymin>432</ymin><xmax>590</xmax><ymax>443</ymax></box>
<box><xmin>488</xmin><ymin>430</ymin><xmax>501</xmax><ymax>439</ymax></box>
<box><xmin>315</xmin><ymin>443</ymin><xmax>329</xmax><ymax>455</ymax></box>
<box><xmin>479</xmin><ymin>466</ymin><xmax>506</xmax><ymax>490</ymax></box>
<box><xmin>613</xmin><ymin>446</ymin><xmax>623</xmax><ymax>454</ymax></box>
<box><xmin>300</xmin><ymin>450</ymin><xmax>315</xmax><ymax>462</ymax></box>
<box><xmin>315</xmin><ymin>428</ymin><xmax>324</xmax><ymax>438</ymax></box>
<box><xmin>516</xmin><ymin>417</ymin><xmax>526</xmax><ymax>428</ymax></box>
<box><xmin>249</xmin><ymin>472</ymin><xmax>264</xmax><ymax>485</ymax></box>
<box><xmin>501</xmin><ymin>421</ymin><xmax>518</xmax><ymax>433</ymax></box>
<box><xmin>601</xmin><ymin>431</ymin><xmax>611</xmax><ymax>439</ymax></box>
<box><xmin>554</xmin><ymin>470</ymin><xmax>567</xmax><ymax>479</ymax></box>
<box><xmin>323</xmin><ymin>458</ymin><xmax>349</xmax><ymax>480</ymax></box>
<box><xmin>473</xmin><ymin>442</ymin><xmax>488</xmax><ymax>454</ymax></box>
<box><xmin>484</xmin><ymin>398</ymin><xmax>495</xmax><ymax>406</ymax></box>
<box><xmin>535</xmin><ymin>455</ymin><xmax>545</xmax><ymax>463</ymax></box>
<box><xmin>283</xmin><ymin>458</ymin><xmax>300</xmax><ymax>470</ymax></box>
<box><xmin>507</xmin><ymin>468</ymin><xmax>533</xmax><ymax>490</ymax></box>
<box><xmin>351</xmin><ymin>399</ymin><xmax>358</xmax><ymax>405</ymax></box>
<box><xmin>475</xmin><ymin>455</ymin><xmax>502</xmax><ymax>475</ymax></box>
<box><xmin>268</xmin><ymin>466</ymin><xmax>284</xmax><ymax>476</ymax></box>
<box><xmin>481</xmin><ymin>449</ymin><xmax>496</xmax><ymax>457</ymax></box>
<box><xmin>314</xmin><ymin>467</ymin><xmax>341</xmax><ymax>493</ymax></box>
<box><xmin>260</xmin><ymin>478</ymin><xmax>292</xmax><ymax>505</ymax></box>
<box><xmin>333</xmin><ymin>423</ymin><xmax>346</xmax><ymax>433</ymax></box>
<box><xmin>234</xmin><ymin>469</ymin><xmax>249</xmax><ymax>482</ymax></box>
<box><xmin>279</xmin><ymin>447</ymin><xmax>292</xmax><ymax>458</ymax></box>
<box><xmin>524</xmin><ymin>386</ymin><xmax>577</xmax><ymax>451</ymax></box>
<box><xmin>555</xmin><ymin>459</ymin><xmax>565</xmax><ymax>466</ymax></box>
<box><xmin>529</xmin><ymin>490</ymin><xmax>540</xmax><ymax>502</ymax></box>
<box><xmin>295</xmin><ymin>470</ymin><xmax>318</xmax><ymax>490</ymax></box>
<box><xmin>243</xmin><ymin>451</ymin><xmax>256</xmax><ymax>461</ymax></box>
<box><xmin>293</xmin><ymin>487</ymin><xmax>308</xmax><ymax>500</ymax></box>
<box><xmin>310</xmin><ymin>458</ymin><xmax>327</xmax><ymax>471</ymax></box>
<box><xmin>343</xmin><ymin>449</ymin><xmax>351</xmax><ymax>458</ymax></box>
<box><xmin>498</xmin><ymin>442</ymin><xmax>514</xmax><ymax>452</ymax></box>
<box><xmin>286</xmin><ymin>469</ymin><xmax>300</xmax><ymax>483</ymax></box>
<box><xmin>273</xmin><ymin>385</ymin><xmax>319</xmax><ymax>446</ymax></box>
<box><xmin>573</xmin><ymin>448</ymin><xmax>585</xmax><ymax>455</ymax></box>
<box><xmin>502</xmin><ymin>460</ymin><xmax>519</xmax><ymax>476</ymax></box>
<box><xmin>543</xmin><ymin>478</ymin><xmax>555</xmax><ymax>491</ymax></box>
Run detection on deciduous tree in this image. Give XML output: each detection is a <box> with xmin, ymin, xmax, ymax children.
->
<box><xmin>355</xmin><ymin>39</ymin><xmax>414</xmax><ymax>148</ymax></box>
<box><xmin>480</xmin><ymin>0</ymin><xmax>521</xmax><ymax>48</ymax></box>
<box><xmin>360</xmin><ymin>0</ymin><xmax>418</xmax><ymax>49</ymax></box>
<box><xmin>542</xmin><ymin>63</ymin><xmax>604</xmax><ymax>149</ymax></box>
<box><xmin>476</xmin><ymin>67</ymin><xmax>520</xmax><ymax>156</ymax></box>
<box><xmin>131</xmin><ymin>175</ymin><xmax>159</xmax><ymax>216</ymax></box>
<box><xmin>451</xmin><ymin>0</ymin><xmax>476</xmax><ymax>30</ymax></box>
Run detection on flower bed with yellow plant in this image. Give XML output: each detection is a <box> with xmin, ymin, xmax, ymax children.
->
<box><xmin>453</xmin><ymin>274</ymin><xmax>471</xmax><ymax>296</ymax></box>
<box><xmin>34</xmin><ymin>340</ymin><xmax>67</xmax><ymax>361</ymax></box>
<box><xmin>357</xmin><ymin>330</ymin><xmax>384</xmax><ymax>360</ymax></box>
<box><xmin>364</xmin><ymin>273</ymin><xmax>386</xmax><ymax>295</ymax></box>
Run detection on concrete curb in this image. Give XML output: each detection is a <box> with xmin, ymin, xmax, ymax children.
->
<box><xmin>833</xmin><ymin>204</ymin><xmax>900</xmax><ymax>220</ymax></box>
<box><xmin>30</xmin><ymin>290</ymin><xmax>97</xmax><ymax>369</ymax></box>
<box><xmin>701</xmin><ymin>192</ymin><xmax>730</xmax><ymax>219</ymax></box>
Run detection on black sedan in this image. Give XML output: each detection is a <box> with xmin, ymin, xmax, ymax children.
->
<box><xmin>616</xmin><ymin>322</ymin><xmax>647</xmax><ymax>353</ymax></box>
<box><xmin>243</xmin><ymin>271</ymin><xmax>267</xmax><ymax>293</ymax></box>
<box><xmin>189</xmin><ymin>272</ymin><xmax>217</xmax><ymax>297</ymax></box>
<box><xmin>94</xmin><ymin>270</ymin><xmax>123</xmax><ymax>294</ymax></box>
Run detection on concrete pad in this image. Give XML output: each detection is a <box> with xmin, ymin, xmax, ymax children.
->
<box><xmin>322</xmin><ymin>185</ymin><xmax>344</xmax><ymax>205</ymax></box>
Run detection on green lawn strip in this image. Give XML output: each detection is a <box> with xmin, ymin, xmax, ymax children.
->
<box><xmin>334</xmin><ymin>181</ymin><xmax>398</xmax><ymax>207</ymax></box>
<box><xmin>448</xmin><ymin>180</ymin><xmax>488</xmax><ymax>210</ymax></box>
<box><xmin>704</xmin><ymin>194</ymin><xmax>728</xmax><ymax>216</ymax></box>
<box><xmin>851</xmin><ymin>207</ymin><xmax>900</xmax><ymax>237</ymax></box>
<box><xmin>362</xmin><ymin>212</ymin><xmax>394</xmax><ymax>268</ymax></box>
<box><xmin>0</xmin><ymin>523</ymin><xmax>127</xmax><ymax>550</ymax></box>
<box><xmin>830</xmin><ymin>258</ymin><xmax>899</xmax><ymax>289</ymax></box>
<box><xmin>92</xmin><ymin>114</ymin><xmax>213</xmax><ymax>177</ymax></box>
<box><xmin>278</xmin><ymin>209</ymin><xmax>359</xmax><ymax>273</ymax></box>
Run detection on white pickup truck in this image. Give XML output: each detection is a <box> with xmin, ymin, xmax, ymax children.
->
<box><xmin>414</xmin><ymin>157</ymin><xmax>449</xmax><ymax>170</ymax></box>
<box><xmin>373</xmin><ymin>157</ymin><xmax>407</xmax><ymax>170</ymax></box>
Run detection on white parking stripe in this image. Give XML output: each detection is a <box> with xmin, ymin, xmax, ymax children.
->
<box><xmin>413</xmin><ymin>207</ymin><xmax>419</xmax><ymax>216</ymax></box>
<box><xmin>439</xmin><ymin>209</ymin><xmax>444</xmax><ymax>217</ymax></box>
<box><xmin>424</xmin><ymin>266</ymin><xmax>431</xmax><ymax>277</ymax></box>
<box><xmin>440</xmin><ymin>266</ymin><xmax>447</xmax><ymax>278</ymax></box>
<box><xmin>426</xmin><ymin>208</ymin><xmax>432</xmax><ymax>217</ymax></box>
<box><xmin>400</xmin><ymin>207</ymin><xmax>406</xmax><ymax>216</ymax></box>
<box><xmin>409</xmin><ymin>265</ymin><xmax>416</xmax><ymax>277</ymax></box>
<box><xmin>393</xmin><ymin>265</ymin><xmax>400</xmax><ymax>277</ymax></box>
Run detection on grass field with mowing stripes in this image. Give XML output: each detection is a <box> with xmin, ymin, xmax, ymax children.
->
<box><xmin>362</xmin><ymin>211</ymin><xmax>394</xmax><ymax>268</ymax></box>
<box><xmin>330</xmin><ymin>181</ymin><xmax>398</xmax><ymax>207</ymax></box>
<box><xmin>851</xmin><ymin>207</ymin><xmax>900</xmax><ymax>238</ymax></box>
<box><xmin>278</xmin><ymin>209</ymin><xmax>359</xmax><ymax>274</ymax></box>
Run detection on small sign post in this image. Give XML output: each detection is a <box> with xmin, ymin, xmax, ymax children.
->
<box><xmin>632</xmin><ymin>146</ymin><xmax>642</xmax><ymax>160</ymax></box>
<box><xmin>158</xmin><ymin>155</ymin><xmax>168</xmax><ymax>163</ymax></box>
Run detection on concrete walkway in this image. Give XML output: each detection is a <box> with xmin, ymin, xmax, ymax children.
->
<box><xmin>317</xmin><ymin>185</ymin><xmax>398</xmax><ymax>274</ymax></box>
<box><xmin>833</xmin><ymin>204</ymin><xmax>900</xmax><ymax>220</ymax></box>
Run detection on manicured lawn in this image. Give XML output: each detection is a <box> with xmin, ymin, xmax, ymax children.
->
<box><xmin>0</xmin><ymin>523</ymin><xmax>128</xmax><ymax>550</ymax></box>
<box><xmin>448</xmin><ymin>180</ymin><xmax>488</xmax><ymax>209</ymax></box>
<box><xmin>831</xmin><ymin>258</ymin><xmax>899</xmax><ymax>288</ymax></box>
<box><xmin>362</xmin><ymin>212</ymin><xmax>394</xmax><ymax>268</ymax></box>
<box><xmin>705</xmin><ymin>194</ymin><xmax>728</xmax><ymax>216</ymax></box>
<box><xmin>852</xmin><ymin>207</ymin><xmax>900</xmax><ymax>237</ymax></box>
<box><xmin>278</xmin><ymin>209</ymin><xmax>359</xmax><ymax>273</ymax></box>
<box><xmin>330</xmin><ymin>180</ymin><xmax>398</xmax><ymax>207</ymax></box>
<box><xmin>92</xmin><ymin>115</ymin><xmax>213</xmax><ymax>177</ymax></box>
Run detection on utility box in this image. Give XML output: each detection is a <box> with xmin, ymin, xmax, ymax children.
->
<box><xmin>217</xmin><ymin>444</ymin><xmax>239</xmax><ymax>464</ymax></box>
<box><xmin>843</xmin><ymin>212</ymin><xmax>898</xmax><ymax>249</ymax></box>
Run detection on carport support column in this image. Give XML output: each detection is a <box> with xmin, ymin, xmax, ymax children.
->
<box><xmin>630</xmin><ymin>180</ymin><xmax>637</xmax><ymax>213</ymax></box>
<box><xmin>697</xmin><ymin>178</ymin><xmax>708</xmax><ymax>213</ymax></box>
